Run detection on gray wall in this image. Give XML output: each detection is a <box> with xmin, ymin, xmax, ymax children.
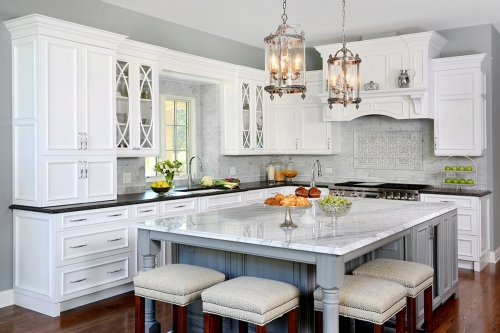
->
<box><xmin>491</xmin><ymin>26</ymin><xmax>500</xmax><ymax>252</ymax></box>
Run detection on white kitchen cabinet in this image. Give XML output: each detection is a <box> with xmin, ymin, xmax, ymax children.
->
<box><xmin>198</xmin><ymin>192</ymin><xmax>246</xmax><ymax>212</ymax></box>
<box><xmin>7</xmin><ymin>15</ymin><xmax>125</xmax><ymax>207</ymax></box>
<box><xmin>420</xmin><ymin>193</ymin><xmax>490</xmax><ymax>271</ymax></box>
<box><xmin>432</xmin><ymin>54</ymin><xmax>490</xmax><ymax>156</ymax></box>
<box><xmin>115</xmin><ymin>41</ymin><xmax>161</xmax><ymax>156</ymax></box>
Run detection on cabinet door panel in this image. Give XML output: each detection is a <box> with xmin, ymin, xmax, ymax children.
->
<box><xmin>41</xmin><ymin>156</ymin><xmax>81</xmax><ymax>206</ymax></box>
<box><xmin>82</xmin><ymin>156</ymin><xmax>116</xmax><ymax>203</ymax></box>
<box><xmin>40</xmin><ymin>36</ymin><xmax>81</xmax><ymax>155</ymax></box>
<box><xmin>279</xmin><ymin>95</ymin><xmax>299</xmax><ymax>152</ymax></box>
<box><xmin>81</xmin><ymin>45</ymin><xmax>116</xmax><ymax>155</ymax></box>
<box><xmin>299</xmin><ymin>104</ymin><xmax>330</xmax><ymax>152</ymax></box>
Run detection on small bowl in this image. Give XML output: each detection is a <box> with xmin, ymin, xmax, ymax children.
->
<box><xmin>150</xmin><ymin>185</ymin><xmax>172</xmax><ymax>196</ymax></box>
<box><xmin>317</xmin><ymin>202</ymin><xmax>352</xmax><ymax>227</ymax></box>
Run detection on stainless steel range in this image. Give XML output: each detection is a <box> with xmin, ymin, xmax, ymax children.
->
<box><xmin>328</xmin><ymin>182</ymin><xmax>433</xmax><ymax>201</ymax></box>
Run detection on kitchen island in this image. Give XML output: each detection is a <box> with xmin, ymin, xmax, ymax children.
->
<box><xmin>133</xmin><ymin>198</ymin><xmax>458</xmax><ymax>333</ymax></box>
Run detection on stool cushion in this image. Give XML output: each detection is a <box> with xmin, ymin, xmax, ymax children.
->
<box><xmin>352</xmin><ymin>259</ymin><xmax>434</xmax><ymax>298</ymax></box>
<box><xmin>314</xmin><ymin>275</ymin><xmax>407</xmax><ymax>325</ymax></box>
<box><xmin>134</xmin><ymin>264</ymin><xmax>225</xmax><ymax>306</ymax></box>
<box><xmin>201</xmin><ymin>276</ymin><xmax>300</xmax><ymax>326</ymax></box>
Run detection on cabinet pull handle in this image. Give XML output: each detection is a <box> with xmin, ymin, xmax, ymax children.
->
<box><xmin>70</xmin><ymin>277</ymin><xmax>87</xmax><ymax>283</ymax></box>
<box><xmin>70</xmin><ymin>244</ymin><xmax>87</xmax><ymax>249</ymax></box>
<box><xmin>174</xmin><ymin>205</ymin><xmax>186</xmax><ymax>208</ymax></box>
<box><xmin>327</xmin><ymin>138</ymin><xmax>330</xmax><ymax>149</ymax></box>
<box><xmin>85</xmin><ymin>161</ymin><xmax>88</xmax><ymax>179</ymax></box>
<box><xmin>79</xmin><ymin>133</ymin><xmax>83</xmax><ymax>150</ymax></box>
<box><xmin>107</xmin><ymin>237</ymin><xmax>122</xmax><ymax>242</ymax></box>
<box><xmin>434</xmin><ymin>137</ymin><xmax>437</xmax><ymax>150</ymax></box>
<box><xmin>69</xmin><ymin>218</ymin><xmax>87</xmax><ymax>222</ymax></box>
<box><xmin>440</xmin><ymin>200</ymin><xmax>455</xmax><ymax>203</ymax></box>
<box><xmin>107</xmin><ymin>214</ymin><xmax>122</xmax><ymax>217</ymax></box>
<box><xmin>139</xmin><ymin>209</ymin><xmax>154</xmax><ymax>213</ymax></box>
<box><xmin>295</xmin><ymin>139</ymin><xmax>298</xmax><ymax>150</ymax></box>
<box><xmin>79</xmin><ymin>161</ymin><xmax>83</xmax><ymax>179</ymax></box>
<box><xmin>107</xmin><ymin>269</ymin><xmax>122</xmax><ymax>274</ymax></box>
<box><xmin>84</xmin><ymin>133</ymin><xmax>88</xmax><ymax>150</ymax></box>
<box><xmin>270</xmin><ymin>192</ymin><xmax>278</xmax><ymax>195</ymax></box>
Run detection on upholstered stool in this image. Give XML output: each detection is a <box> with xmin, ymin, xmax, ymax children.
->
<box><xmin>352</xmin><ymin>259</ymin><xmax>434</xmax><ymax>333</ymax></box>
<box><xmin>201</xmin><ymin>276</ymin><xmax>300</xmax><ymax>333</ymax></box>
<box><xmin>314</xmin><ymin>275</ymin><xmax>407</xmax><ymax>333</ymax></box>
<box><xmin>134</xmin><ymin>264</ymin><xmax>225</xmax><ymax>333</ymax></box>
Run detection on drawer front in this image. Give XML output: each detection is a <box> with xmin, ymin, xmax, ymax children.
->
<box><xmin>57</xmin><ymin>253</ymin><xmax>131</xmax><ymax>301</ymax></box>
<box><xmin>246</xmin><ymin>190</ymin><xmax>266</xmax><ymax>203</ymax></box>
<box><xmin>457</xmin><ymin>235</ymin><xmax>479</xmax><ymax>262</ymax></box>
<box><xmin>202</xmin><ymin>193</ymin><xmax>246</xmax><ymax>212</ymax></box>
<box><xmin>457</xmin><ymin>209</ymin><xmax>478</xmax><ymax>235</ymax></box>
<box><xmin>266</xmin><ymin>188</ymin><xmax>285</xmax><ymax>198</ymax></box>
<box><xmin>132</xmin><ymin>203</ymin><xmax>159</xmax><ymax>220</ymax></box>
<box><xmin>57</xmin><ymin>223</ymin><xmax>130</xmax><ymax>267</ymax></box>
<box><xmin>58</xmin><ymin>206</ymin><xmax>130</xmax><ymax>231</ymax></box>
<box><xmin>160</xmin><ymin>198</ymin><xmax>197</xmax><ymax>216</ymax></box>
<box><xmin>420</xmin><ymin>194</ymin><xmax>477</xmax><ymax>209</ymax></box>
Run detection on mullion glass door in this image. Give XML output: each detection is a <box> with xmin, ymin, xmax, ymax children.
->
<box><xmin>139</xmin><ymin>64</ymin><xmax>154</xmax><ymax>149</ymax></box>
<box><xmin>116</xmin><ymin>60</ymin><xmax>131</xmax><ymax>149</ymax></box>
<box><xmin>255</xmin><ymin>85</ymin><xmax>264</xmax><ymax>149</ymax></box>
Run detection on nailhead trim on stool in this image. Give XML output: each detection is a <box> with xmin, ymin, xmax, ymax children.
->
<box><xmin>201</xmin><ymin>276</ymin><xmax>300</xmax><ymax>332</ymax></box>
<box><xmin>352</xmin><ymin>259</ymin><xmax>434</xmax><ymax>333</ymax></box>
<box><xmin>133</xmin><ymin>264</ymin><xmax>225</xmax><ymax>333</ymax></box>
<box><xmin>314</xmin><ymin>276</ymin><xmax>407</xmax><ymax>333</ymax></box>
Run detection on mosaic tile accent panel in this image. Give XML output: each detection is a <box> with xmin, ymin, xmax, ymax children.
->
<box><xmin>354</xmin><ymin>132</ymin><xmax>423</xmax><ymax>170</ymax></box>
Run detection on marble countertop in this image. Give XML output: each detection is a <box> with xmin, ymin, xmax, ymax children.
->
<box><xmin>133</xmin><ymin>198</ymin><xmax>457</xmax><ymax>256</ymax></box>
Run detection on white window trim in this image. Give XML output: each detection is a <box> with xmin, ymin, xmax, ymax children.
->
<box><xmin>146</xmin><ymin>94</ymin><xmax>197</xmax><ymax>183</ymax></box>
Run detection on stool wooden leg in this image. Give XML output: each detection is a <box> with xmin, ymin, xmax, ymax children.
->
<box><xmin>355</xmin><ymin>319</ymin><xmax>365</xmax><ymax>333</ymax></box>
<box><xmin>177</xmin><ymin>305</ymin><xmax>188</xmax><ymax>333</ymax></box>
<box><xmin>287</xmin><ymin>307</ymin><xmax>299</xmax><ymax>333</ymax></box>
<box><xmin>203</xmin><ymin>313</ymin><xmax>222</xmax><ymax>333</ymax></box>
<box><xmin>423</xmin><ymin>286</ymin><xmax>433</xmax><ymax>332</ymax></box>
<box><xmin>238</xmin><ymin>321</ymin><xmax>248</xmax><ymax>333</ymax></box>
<box><xmin>255</xmin><ymin>324</ymin><xmax>267</xmax><ymax>333</ymax></box>
<box><xmin>373</xmin><ymin>324</ymin><xmax>384</xmax><ymax>333</ymax></box>
<box><xmin>396</xmin><ymin>308</ymin><xmax>405</xmax><ymax>333</ymax></box>
<box><xmin>135</xmin><ymin>296</ymin><xmax>145</xmax><ymax>333</ymax></box>
<box><xmin>173</xmin><ymin>305</ymin><xmax>178</xmax><ymax>333</ymax></box>
<box><xmin>315</xmin><ymin>311</ymin><xmax>323</xmax><ymax>333</ymax></box>
<box><xmin>407</xmin><ymin>297</ymin><xmax>417</xmax><ymax>333</ymax></box>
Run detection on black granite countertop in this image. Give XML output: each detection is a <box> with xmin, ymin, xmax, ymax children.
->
<box><xmin>9</xmin><ymin>181</ymin><xmax>331</xmax><ymax>214</ymax></box>
<box><xmin>419</xmin><ymin>188</ymin><xmax>492</xmax><ymax>197</ymax></box>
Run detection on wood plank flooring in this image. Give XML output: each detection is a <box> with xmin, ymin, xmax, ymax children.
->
<box><xmin>1</xmin><ymin>262</ymin><xmax>499</xmax><ymax>333</ymax></box>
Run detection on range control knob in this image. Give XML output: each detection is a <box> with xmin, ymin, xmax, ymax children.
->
<box><xmin>387</xmin><ymin>192</ymin><xmax>394</xmax><ymax>199</ymax></box>
<box><xmin>350</xmin><ymin>191</ymin><xmax>357</xmax><ymax>197</ymax></box>
<box><xmin>409</xmin><ymin>194</ymin><xmax>415</xmax><ymax>201</ymax></box>
<box><xmin>394</xmin><ymin>192</ymin><xmax>401</xmax><ymax>200</ymax></box>
<box><xmin>358</xmin><ymin>192</ymin><xmax>365</xmax><ymax>198</ymax></box>
<box><xmin>378</xmin><ymin>192</ymin><xmax>386</xmax><ymax>199</ymax></box>
<box><xmin>401</xmin><ymin>193</ymin><xmax>408</xmax><ymax>200</ymax></box>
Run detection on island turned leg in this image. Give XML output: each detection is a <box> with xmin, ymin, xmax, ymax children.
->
<box><xmin>322</xmin><ymin>287</ymin><xmax>340</xmax><ymax>333</ymax></box>
<box><xmin>137</xmin><ymin>229</ymin><xmax>162</xmax><ymax>333</ymax></box>
<box><xmin>316</xmin><ymin>253</ymin><xmax>344</xmax><ymax>333</ymax></box>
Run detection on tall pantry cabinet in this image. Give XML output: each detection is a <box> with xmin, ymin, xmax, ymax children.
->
<box><xmin>6</xmin><ymin>15</ymin><xmax>127</xmax><ymax>207</ymax></box>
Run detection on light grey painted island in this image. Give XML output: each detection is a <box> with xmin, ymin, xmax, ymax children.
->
<box><xmin>133</xmin><ymin>198</ymin><xmax>458</xmax><ymax>333</ymax></box>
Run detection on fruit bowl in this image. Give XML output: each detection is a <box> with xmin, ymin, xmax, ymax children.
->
<box><xmin>150</xmin><ymin>182</ymin><xmax>172</xmax><ymax>196</ymax></box>
<box><xmin>317</xmin><ymin>196</ymin><xmax>352</xmax><ymax>227</ymax></box>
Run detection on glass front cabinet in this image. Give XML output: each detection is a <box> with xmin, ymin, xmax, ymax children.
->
<box><xmin>115</xmin><ymin>55</ymin><xmax>159</xmax><ymax>156</ymax></box>
<box><xmin>238</xmin><ymin>79</ymin><xmax>268</xmax><ymax>153</ymax></box>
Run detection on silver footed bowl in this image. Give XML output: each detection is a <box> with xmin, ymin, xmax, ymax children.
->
<box><xmin>317</xmin><ymin>202</ymin><xmax>352</xmax><ymax>227</ymax></box>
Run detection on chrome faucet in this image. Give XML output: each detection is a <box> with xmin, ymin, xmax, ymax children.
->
<box><xmin>310</xmin><ymin>159</ymin><xmax>322</xmax><ymax>188</ymax></box>
<box><xmin>188</xmin><ymin>156</ymin><xmax>203</xmax><ymax>189</ymax></box>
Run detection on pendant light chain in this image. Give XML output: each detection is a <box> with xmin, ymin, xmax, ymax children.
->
<box><xmin>282</xmin><ymin>0</ymin><xmax>288</xmax><ymax>24</ymax></box>
<box><xmin>341</xmin><ymin>0</ymin><xmax>346</xmax><ymax>49</ymax></box>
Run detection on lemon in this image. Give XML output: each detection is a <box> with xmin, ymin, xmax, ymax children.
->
<box><xmin>151</xmin><ymin>182</ymin><xmax>157</xmax><ymax>188</ymax></box>
<box><xmin>161</xmin><ymin>183</ymin><xmax>169</xmax><ymax>188</ymax></box>
<box><xmin>157</xmin><ymin>180</ymin><xmax>163</xmax><ymax>184</ymax></box>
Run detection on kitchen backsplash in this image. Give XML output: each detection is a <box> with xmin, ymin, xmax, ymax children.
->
<box><xmin>118</xmin><ymin>80</ymin><xmax>487</xmax><ymax>194</ymax></box>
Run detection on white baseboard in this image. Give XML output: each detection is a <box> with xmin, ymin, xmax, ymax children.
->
<box><xmin>0</xmin><ymin>289</ymin><xmax>14</xmax><ymax>308</ymax></box>
<box><xmin>493</xmin><ymin>246</ymin><xmax>500</xmax><ymax>263</ymax></box>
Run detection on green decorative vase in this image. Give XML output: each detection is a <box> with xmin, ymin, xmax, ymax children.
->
<box><xmin>165</xmin><ymin>174</ymin><xmax>175</xmax><ymax>188</ymax></box>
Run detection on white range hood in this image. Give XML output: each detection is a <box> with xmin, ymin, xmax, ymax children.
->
<box><xmin>314</xmin><ymin>32</ymin><xmax>447</xmax><ymax>121</ymax></box>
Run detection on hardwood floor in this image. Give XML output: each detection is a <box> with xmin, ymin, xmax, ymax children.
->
<box><xmin>1</xmin><ymin>262</ymin><xmax>499</xmax><ymax>332</ymax></box>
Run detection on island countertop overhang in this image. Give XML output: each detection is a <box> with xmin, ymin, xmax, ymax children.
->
<box><xmin>132</xmin><ymin>199</ymin><xmax>457</xmax><ymax>256</ymax></box>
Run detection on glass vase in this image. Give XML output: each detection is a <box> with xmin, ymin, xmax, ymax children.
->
<box><xmin>165</xmin><ymin>174</ymin><xmax>175</xmax><ymax>188</ymax></box>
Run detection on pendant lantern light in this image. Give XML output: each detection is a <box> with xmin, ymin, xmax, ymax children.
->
<box><xmin>327</xmin><ymin>0</ymin><xmax>361</xmax><ymax>109</ymax></box>
<box><xmin>264</xmin><ymin>0</ymin><xmax>306</xmax><ymax>100</ymax></box>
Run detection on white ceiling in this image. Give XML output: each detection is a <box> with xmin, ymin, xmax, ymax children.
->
<box><xmin>102</xmin><ymin>0</ymin><xmax>500</xmax><ymax>48</ymax></box>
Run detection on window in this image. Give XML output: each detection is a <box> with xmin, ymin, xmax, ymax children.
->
<box><xmin>146</xmin><ymin>96</ymin><xmax>196</xmax><ymax>180</ymax></box>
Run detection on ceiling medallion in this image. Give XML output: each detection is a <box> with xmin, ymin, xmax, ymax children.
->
<box><xmin>264</xmin><ymin>0</ymin><xmax>306</xmax><ymax>100</ymax></box>
<box><xmin>327</xmin><ymin>0</ymin><xmax>362</xmax><ymax>109</ymax></box>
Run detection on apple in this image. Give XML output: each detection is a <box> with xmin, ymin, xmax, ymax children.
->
<box><xmin>452</xmin><ymin>179</ymin><xmax>459</xmax><ymax>184</ymax></box>
<box><xmin>467</xmin><ymin>179</ymin><xmax>475</xmax><ymax>184</ymax></box>
<box><xmin>459</xmin><ymin>179</ymin><xmax>466</xmax><ymax>184</ymax></box>
<box><xmin>444</xmin><ymin>166</ymin><xmax>451</xmax><ymax>171</ymax></box>
<box><xmin>445</xmin><ymin>178</ymin><xmax>452</xmax><ymax>183</ymax></box>
<box><xmin>458</xmin><ymin>166</ymin><xmax>465</xmax><ymax>171</ymax></box>
<box><xmin>451</xmin><ymin>166</ymin><xmax>458</xmax><ymax>171</ymax></box>
<box><xmin>465</xmin><ymin>166</ymin><xmax>473</xmax><ymax>172</ymax></box>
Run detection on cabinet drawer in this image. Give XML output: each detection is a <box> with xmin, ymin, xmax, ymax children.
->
<box><xmin>266</xmin><ymin>188</ymin><xmax>285</xmax><ymax>197</ymax></box>
<box><xmin>246</xmin><ymin>189</ymin><xmax>266</xmax><ymax>203</ymax></box>
<box><xmin>58</xmin><ymin>206</ymin><xmax>130</xmax><ymax>231</ymax></box>
<box><xmin>56</xmin><ymin>223</ymin><xmax>130</xmax><ymax>267</ymax></box>
<box><xmin>201</xmin><ymin>193</ymin><xmax>246</xmax><ymax>212</ymax></box>
<box><xmin>56</xmin><ymin>253</ymin><xmax>131</xmax><ymax>301</ymax></box>
<box><xmin>132</xmin><ymin>203</ymin><xmax>159</xmax><ymax>220</ymax></box>
<box><xmin>160</xmin><ymin>198</ymin><xmax>197</xmax><ymax>216</ymax></box>
<box><xmin>457</xmin><ymin>209</ymin><xmax>478</xmax><ymax>235</ymax></box>
<box><xmin>458</xmin><ymin>235</ymin><xmax>479</xmax><ymax>262</ymax></box>
<box><xmin>420</xmin><ymin>194</ymin><xmax>477</xmax><ymax>209</ymax></box>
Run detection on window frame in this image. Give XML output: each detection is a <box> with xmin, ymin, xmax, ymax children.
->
<box><xmin>146</xmin><ymin>94</ymin><xmax>196</xmax><ymax>183</ymax></box>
